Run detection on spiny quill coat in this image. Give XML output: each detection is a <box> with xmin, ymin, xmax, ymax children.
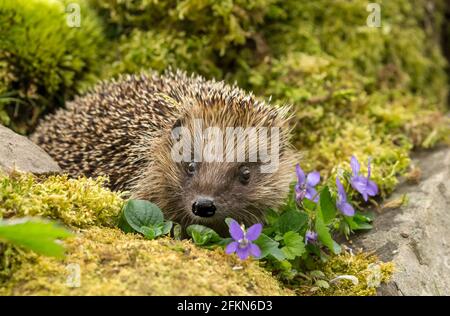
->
<box><xmin>32</xmin><ymin>70</ymin><xmax>297</xmax><ymax>234</ymax></box>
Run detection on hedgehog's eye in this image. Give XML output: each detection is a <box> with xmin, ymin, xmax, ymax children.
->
<box><xmin>239</xmin><ymin>166</ymin><xmax>251</xmax><ymax>185</ymax></box>
<box><xmin>187</xmin><ymin>162</ymin><xmax>196</xmax><ymax>176</ymax></box>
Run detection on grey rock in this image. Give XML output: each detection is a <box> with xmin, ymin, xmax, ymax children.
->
<box><xmin>0</xmin><ymin>125</ymin><xmax>61</xmax><ymax>174</ymax></box>
<box><xmin>351</xmin><ymin>146</ymin><xmax>450</xmax><ymax>296</ymax></box>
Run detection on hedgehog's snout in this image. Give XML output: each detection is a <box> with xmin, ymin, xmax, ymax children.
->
<box><xmin>192</xmin><ymin>197</ymin><xmax>216</xmax><ymax>217</ymax></box>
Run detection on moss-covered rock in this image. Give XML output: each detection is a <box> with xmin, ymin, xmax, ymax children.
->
<box><xmin>0</xmin><ymin>172</ymin><xmax>122</xmax><ymax>228</ymax></box>
<box><xmin>0</xmin><ymin>0</ymin><xmax>104</xmax><ymax>134</ymax></box>
<box><xmin>305</xmin><ymin>252</ymin><xmax>394</xmax><ymax>296</ymax></box>
<box><xmin>0</xmin><ymin>227</ymin><xmax>294</xmax><ymax>296</ymax></box>
<box><xmin>0</xmin><ymin>226</ymin><xmax>394</xmax><ymax>296</ymax></box>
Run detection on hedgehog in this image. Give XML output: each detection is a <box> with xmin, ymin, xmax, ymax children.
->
<box><xmin>31</xmin><ymin>70</ymin><xmax>297</xmax><ymax>235</ymax></box>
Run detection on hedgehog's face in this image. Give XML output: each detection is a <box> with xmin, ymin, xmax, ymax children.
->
<box><xmin>138</xmin><ymin>133</ymin><xmax>296</xmax><ymax>236</ymax></box>
<box><xmin>162</xmin><ymin>154</ymin><xmax>296</xmax><ymax>236</ymax></box>
<box><xmin>133</xmin><ymin>101</ymin><xmax>296</xmax><ymax>236</ymax></box>
<box><xmin>178</xmin><ymin>161</ymin><xmax>269</xmax><ymax>234</ymax></box>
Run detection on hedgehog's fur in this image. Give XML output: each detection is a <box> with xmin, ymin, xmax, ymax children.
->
<box><xmin>32</xmin><ymin>70</ymin><xmax>297</xmax><ymax>234</ymax></box>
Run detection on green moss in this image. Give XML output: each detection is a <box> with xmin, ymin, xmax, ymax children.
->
<box><xmin>0</xmin><ymin>227</ymin><xmax>294</xmax><ymax>296</ymax></box>
<box><xmin>0</xmin><ymin>0</ymin><xmax>105</xmax><ymax>134</ymax></box>
<box><xmin>101</xmin><ymin>29</ymin><xmax>222</xmax><ymax>80</ymax></box>
<box><xmin>0</xmin><ymin>172</ymin><xmax>123</xmax><ymax>228</ymax></box>
<box><xmin>0</xmin><ymin>225</ymin><xmax>392</xmax><ymax>296</ymax></box>
<box><xmin>93</xmin><ymin>0</ymin><xmax>272</xmax><ymax>80</ymax></box>
<box><xmin>88</xmin><ymin>0</ymin><xmax>267</xmax><ymax>52</ymax></box>
<box><xmin>0</xmin><ymin>242</ymin><xmax>24</xmax><ymax>283</ymax></box>
<box><xmin>295</xmin><ymin>251</ymin><xmax>394</xmax><ymax>296</ymax></box>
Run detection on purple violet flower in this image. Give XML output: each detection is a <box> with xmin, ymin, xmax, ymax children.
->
<box><xmin>336</xmin><ymin>177</ymin><xmax>355</xmax><ymax>216</ymax></box>
<box><xmin>305</xmin><ymin>230</ymin><xmax>318</xmax><ymax>245</ymax></box>
<box><xmin>295</xmin><ymin>164</ymin><xmax>320</xmax><ymax>202</ymax></box>
<box><xmin>350</xmin><ymin>156</ymin><xmax>379</xmax><ymax>201</ymax></box>
<box><xmin>225</xmin><ymin>219</ymin><xmax>262</xmax><ymax>260</ymax></box>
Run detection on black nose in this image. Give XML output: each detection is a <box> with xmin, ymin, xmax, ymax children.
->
<box><xmin>192</xmin><ymin>198</ymin><xmax>216</xmax><ymax>217</ymax></box>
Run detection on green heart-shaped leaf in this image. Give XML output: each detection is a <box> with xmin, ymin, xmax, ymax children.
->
<box><xmin>119</xmin><ymin>199</ymin><xmax>164</xmax><ymax>233</ymax></box>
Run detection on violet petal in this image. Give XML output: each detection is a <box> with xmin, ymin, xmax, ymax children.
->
<box><xmin>336</xmin><ymin>177</ymin><xmax>346</xmax><ymax>201</ymax></box>
<box><xmin>225</xmin><ymin>241</ymin><xmax>238</xmax><ymax>254</ymax></box>
<box><xmin>361</xmin><ymin>191</ymin><xmax>369</xmax><ymax>202</ymax></box>
<box><xmin>246</xmin><ymin>223</ymin><xmax>262</xmax><ymax>241</ymax></box>
<box><xmin>295</xmin><ymin>164</ymin><xmax>306</xmax><ymax>185</ymax></box>
<box><xmin>340</xmin><ymin>202</ymin><xmax>355</xmax><ymax>216</ymax></box>
<box><xmin>249</xmin><ymin>243</ymin><xmax>261</xmax><ymax>257</ymax></box>
<box><xmin>350</xmin><ymin>156</ymin><xmax>360</xmax><ymax>177</ymax></box>
<box><xmin>351</xmin><ymin>176</ymin><xmax>368</xmax><ymax>194</ymax></box>
<box><xmin>229</xmin><ymin>220</ymin><xmax>244</xmax><ymax>241</ymax></box>
<box><xmin>305</xmin><ymin>187</ymin><xmax>318</xmax><ymax>202</ymax></box>
<box><xmin>236</xmin><ymin>247</ymin><xmax>250</xmax><ymax>260</ymax></box>
<box><xmin>366</xmin><ymin>180</ymin><xmax>378</xmax><ymax>196</ymax></box>
<box><xmin>306</xmin><ymin>171</ymin><xmax>320</xmax><ymax>187</ymax></box>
